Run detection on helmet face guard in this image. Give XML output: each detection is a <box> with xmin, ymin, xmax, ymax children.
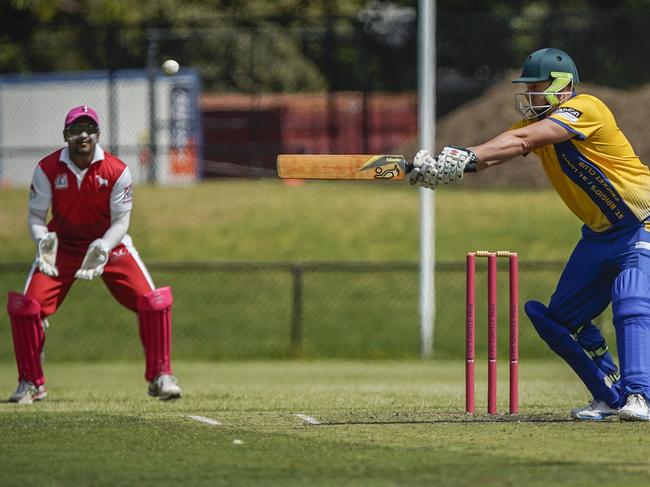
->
<box><xmin>514</xmin><ymin>71</ymin><xmax>574</xmax><ymax>119</ymax></box>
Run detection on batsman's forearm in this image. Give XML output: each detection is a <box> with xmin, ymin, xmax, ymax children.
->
<box><xmin>470</xmin><ymin>132</ymin><xmax>532</xmax><ymax>170</ymax></box>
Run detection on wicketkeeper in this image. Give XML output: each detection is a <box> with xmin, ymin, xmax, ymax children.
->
<box><xmin>411</xmin><ymin>48</ymin><xmax>650</xmax><ymax>421</ymax></box>
<box><xmin>7</xmin><ymin>105</ymin><xmax>182</xmax><ymax>403</ymax></box>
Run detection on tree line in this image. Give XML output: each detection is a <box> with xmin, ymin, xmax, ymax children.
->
<box><xmin>1</xmin><ymin>1</ymin><xmax>649</xmax><ymax>91</ymax></box>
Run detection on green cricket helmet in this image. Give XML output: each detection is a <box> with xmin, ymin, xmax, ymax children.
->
<box><xmin>512</xmin><ymin>48</ymin><xmax>579</xmax><ymax>119</ymax></box>
<box><xmin>513</xmin><ymin>48</ymin><xmax>579</xmax><ymax>84</ymax></box>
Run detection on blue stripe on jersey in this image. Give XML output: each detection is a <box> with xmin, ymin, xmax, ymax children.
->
<box><xmin>548</xmin><ymin>118</ymin><xmax>587</xmax><ymax>140</ymax></box>
<box><xmin>554</xmin><ymin>140</ymin><xmax>638</xmax><ymax>228</ymax></box>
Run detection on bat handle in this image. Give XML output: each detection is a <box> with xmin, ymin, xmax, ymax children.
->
<box><xmin>404</xmin><ymin>161</ymin><xmax>413</xmax><ymax>174</ymax></box>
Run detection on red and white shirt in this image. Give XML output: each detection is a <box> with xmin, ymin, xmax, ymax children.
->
<box><xmin>29</xmin><ymin>144</ymin><xmax>133</xmax><ymax>253</ymax></box>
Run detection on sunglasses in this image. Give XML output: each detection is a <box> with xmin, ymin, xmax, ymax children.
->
<box><xmin>66</xmin><ymin>124</ymin><xmax>99</xmax><ymax>136</ymax></box>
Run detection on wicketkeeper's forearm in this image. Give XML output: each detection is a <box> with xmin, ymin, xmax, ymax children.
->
<box><xmin>101</xmin><ymin>211</ymin><xmax>131</xmax><ymax>250</ymax></box>
<box><xmin>28</xmin><ymin>208</ymin><xmax>49</xmax><ymax>244</ymax></box>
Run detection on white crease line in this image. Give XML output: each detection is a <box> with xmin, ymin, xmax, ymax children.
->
<box><xmin>187</xmin><ymin>415</ymin><xmax>222</xmax><ymax>426</ymax></box>
<box><xmin>295</xmin><ymin>413</ymin><xmax>320</xmax><ymax>425</ymax></box>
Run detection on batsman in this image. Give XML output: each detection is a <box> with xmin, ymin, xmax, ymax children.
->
<box><xmin>6</xmin><ymin>105</ymin><xmax>182</xmax><ymax>403</ymax></box>
<box><xmin>411</xmin><ymin>48</ymin><xmax>650</xmax><ymax>421</ymax></box>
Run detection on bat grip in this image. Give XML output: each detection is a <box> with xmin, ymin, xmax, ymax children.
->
<box><xmin>404</xmin><ymin>162</ymin><xmax>413</xmax><ymax>174</ymax></box>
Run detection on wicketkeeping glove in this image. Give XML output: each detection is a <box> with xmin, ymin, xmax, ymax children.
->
<box><xmin>75</xmin><ymin>239</ymin><xmax>109</xmax><ymax>281</ymax></box>
<box><xmin>36</xmin><ymin>232</ymin><xmax>59</xmax><ymax>277</ymax></box>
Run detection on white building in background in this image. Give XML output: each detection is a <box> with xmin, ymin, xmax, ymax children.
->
<box><xmin>0</xmin><ymin>69</ymin><xmax>202</xmax><ymax>187</ymax></box>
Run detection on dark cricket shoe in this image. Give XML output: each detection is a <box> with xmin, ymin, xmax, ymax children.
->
<box><xmin>9</xmin><ymin>381</ymin><xmax>48</xmax><ymax>404</ymax></box>
<box><xmin>148</xmin><ymin>374</ymin><xmax>182</xmax><ymax>400</ymax></box>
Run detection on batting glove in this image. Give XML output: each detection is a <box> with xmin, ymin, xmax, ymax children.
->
<box><xmin>75</xmin><ymin>239</ymin><xmax>109</xmax><ymax>281</ymax></box>
<box><xmin>36</xmin><ymin>232</ymin><xmax>59</xmax><ymax>277</ymax></box>
<box><xmin>408</xmin><ymin>149</ymin><xmax>441</xmax><ymax>189</ymax></box>
<box><xmin>436</xmin><ymin>145</ymin><xmax>479</xmax><ymax>180</ymax></box>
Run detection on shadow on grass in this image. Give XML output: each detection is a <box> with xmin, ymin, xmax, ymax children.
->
<box><xmin>314</xmin><ymin>413</ymin><xmax>574</xmax><ymax>425</ymax></box>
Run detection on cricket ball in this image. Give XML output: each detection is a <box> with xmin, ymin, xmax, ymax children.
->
<box><xmin>162</xmin><ymin>59</ymin><xmax>179</xmax><ymax>75</ymax></box>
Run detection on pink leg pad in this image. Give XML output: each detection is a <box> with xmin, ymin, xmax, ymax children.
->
<box><xmin>7</xmin><ymin>292</ymin><xmax>45</xmax><ymax>386</ymax></box>
<box><xmin>137</xmin><ymin>287</ymin><xmax>173</xmax><ymax>381</ymax></box>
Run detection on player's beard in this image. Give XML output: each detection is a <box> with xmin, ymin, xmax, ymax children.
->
<box><xmin>70</xmin><ymin>133</ymin><xmax>98</xmax><ymax>157</ymax></box>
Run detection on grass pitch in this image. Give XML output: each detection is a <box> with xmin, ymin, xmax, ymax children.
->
<box><xmin>1</xmin><ymin>360</ymin><xmax>649</xmax><ymax>487</ymax></box>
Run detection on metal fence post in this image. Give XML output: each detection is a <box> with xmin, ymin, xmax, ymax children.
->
<box><xmin>146</xmin><ymin>28</ymin><xmax>159</xmax><ymax>184</ymax></box>
<box><xmin>291</xmin><ymin>264</ymin><xmax>304</xmax><ymax>357</ymax></box>
<box><xmin>106</xmin><ymin>23</ymin><xmax>119</xmax><ymax>156</ymax></box>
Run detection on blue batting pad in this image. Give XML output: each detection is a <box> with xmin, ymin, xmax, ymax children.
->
<box><xmin>525</xmin><ymin>300</ymin><xmax>620</xmax><ymax>407</ymax></box>
<box><xmin>612</xmin><ymin>267</ymin><xmax>650</xmax><ymax>402</ymax></box>
<box><xmin>573</xmin><ymin>322</ymin><xmax>620</xmax><ymax>383</ymax></box>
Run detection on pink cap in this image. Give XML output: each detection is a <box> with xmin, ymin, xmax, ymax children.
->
<box><xmin>64</xmin><ymin>105</ymin><xmax>99</xmax><ymax>127</ymax></box>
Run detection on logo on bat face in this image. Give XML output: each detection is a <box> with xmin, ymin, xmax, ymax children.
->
<box><xmin>358</xmin><ymin>155</ymin><xmax>405</xmax><ymax>179</ymax></box>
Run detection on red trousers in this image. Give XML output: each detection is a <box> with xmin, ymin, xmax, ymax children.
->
<box><xmin>24</xmin><ymin>237</ymin><xmax>155</xmax><ymax>316</ymax></box>
<box><xmin>11</xmin><ymin>237</ymin><xmax>172</xmax><ymax>385</ymax></box>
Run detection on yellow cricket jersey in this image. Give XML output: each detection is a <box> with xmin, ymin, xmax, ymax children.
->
<box><xmin>511</xmin><ymin>94</ymin><xmax>650</xmax><ymax>232</ymax></box>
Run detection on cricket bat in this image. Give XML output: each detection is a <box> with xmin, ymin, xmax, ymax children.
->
<box><xmin>276</xmin><ymin>154</ymin><xmax>412</xmax><ymax>180</ymax></box>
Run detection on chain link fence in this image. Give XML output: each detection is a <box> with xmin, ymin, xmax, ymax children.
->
<box><xmin>0</xmin><ymin>260</ymin><xmax>617</xmax><ymax>363</ymax></box>
<box><xmin>0</xmin><ymin>70</ymin><xmax>202</xmax><ymax>186</ymax></box>
<box><xmin>3</xmin><ymin>10</ymin><xmax>649</xmax><ymax>187</ymax></box>
<box><xmin>0</xmin><ymin>23</ymin><xmax>422</xmax><ymax>186</ymax></box>
<box><xmin>0</xmin><ymin>9</ymin><xmax>637</xmax><ymax>365</ymax></box>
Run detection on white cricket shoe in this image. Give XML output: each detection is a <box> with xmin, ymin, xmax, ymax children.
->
<box><xmin>570</xmin><ymin>399</ymin><xmax>618</xmax><ymax>421</ymax></box>
<box><xmin>148</xmin><ymin>374</ymin><xmax>182</xmax><ymax>400</ymax></box>
<box><xmin>618</xmin><ymin>394</ymin><xmax>650</xmax><ymax>421</ymax></box>
<box><xmin>9</xmin><ymin>381</ymin><xmax>48</xmax><ymax>404</ymax></box>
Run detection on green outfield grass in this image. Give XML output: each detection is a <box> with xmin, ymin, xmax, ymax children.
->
<box><xmin>0</xmin><ymin>182</ymin><xmax>613</xmax><ymax>362</ymax></box>
<box><xmin>0</xmin><ymin>360</ymin><xmax>648</xmax><ymax>487</ymax></box>
<box><xmin>0</xmin><ymin>182</ymin><xmax>634</xmax><ymax>487</ymax></box>
<box><xmin>0</xmin><ymin>181</ymin><xmax>580</xmax><ymax>262</ymax></box>
<box><xmin>0</xmin><ymin>259</ymin><xmax>594</xmax><ymax>361</ymax></box>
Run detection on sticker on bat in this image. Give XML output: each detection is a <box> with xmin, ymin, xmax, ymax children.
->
<box><xmin>358</xmin><ymin>155</ymin><xmax>406</xmax><ymax>179</ymax></box>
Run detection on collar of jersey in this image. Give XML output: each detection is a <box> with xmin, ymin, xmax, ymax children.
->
<box><xmin>59</xmin><ymin>144</ymin><xmax>105</xmax><ymax>173</ymax></box>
